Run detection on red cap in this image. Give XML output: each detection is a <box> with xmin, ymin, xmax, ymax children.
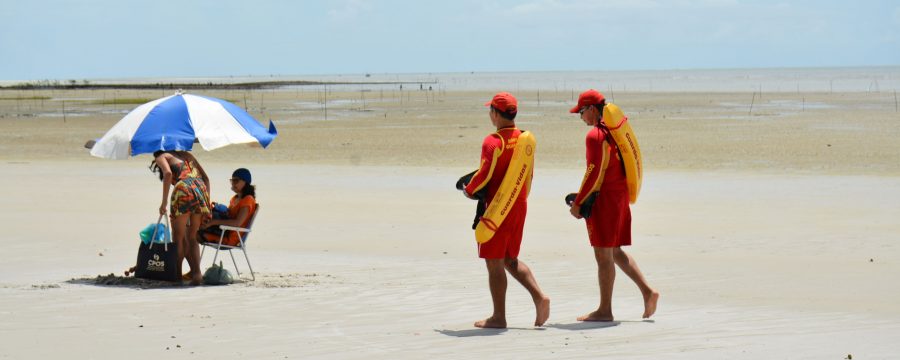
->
<box><xmin>485</xmin><ymin>92</ymin><xmax>518</xmax><ymax>114</ymax></box>
<box><xmin>569</xmin><ymin>89</ymin><xmax>606</xmax><ymax>113</ymax></box>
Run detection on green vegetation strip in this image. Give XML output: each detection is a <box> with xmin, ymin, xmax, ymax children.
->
<box><xmin>91</xmin><ymin>98</ymin><xmax>156</xmax><ymax>105</ymax></box>
<box><xmin>0</xmin><ymin>96</ymin><xmax>52</xmax><ymax>100</ymax></box>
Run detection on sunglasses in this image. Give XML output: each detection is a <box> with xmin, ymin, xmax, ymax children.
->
<box><xmin>230</xmin><ymin>178</ymin><xmax>242</xmax><ymax>183</ymax></box>
<box><xmin>578</xmin><ymin>106</ymin><xmax>589</xmax><ymax>115</ymax></box>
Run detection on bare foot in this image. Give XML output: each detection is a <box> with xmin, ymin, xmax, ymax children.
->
<box><xmin>124</xmin><ymin>266</ymin><xmax>136</xmax><ymax>277</ymax></box>
<box><xmin>189</xmin><ymin>272</ymin><xmax>203</xmax><ymax>286</ymax></box>
<box><xmin>534</xmin><ymin>296</ymin><xmax>550</xmax><ymax>326</ymax></box>
<box><xmin>474</xmin><ymin>316</ymin><xmax>507</xmax><ymax>329</ymax></box>
<box><xmin>577</xmin><ymin>310</ymin><xmax>614</xmax><ymax>322</ymax></box>
<box><xmin>643</xmin><ymin>290</ymin><xmax>660</xmax><ymax>319</ymax></box>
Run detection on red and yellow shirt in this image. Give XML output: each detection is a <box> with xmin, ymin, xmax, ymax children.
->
<box><xmin>574</xmin><ymin>126</ymin><xmax>628</xmax><ymax>206</ymax></box>
<box><xmin>464</xmin><ymin>127</ymin><xmax>529</xmax><ymax>205</ymax></box>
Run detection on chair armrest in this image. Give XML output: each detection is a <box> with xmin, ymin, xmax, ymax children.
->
<box><xmin>220</xmin><ymin>225</ymin><xmax>250</xmax><ymax>233</ymax></box>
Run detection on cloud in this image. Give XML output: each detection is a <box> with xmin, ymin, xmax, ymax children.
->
<box><xmin>696</xmin><ymin>0</ymin><xmax>739</xmax><ymax>6</ymax></box>
<box><xmin>327</xmin><ymin>0</ymin><xmax>374</xmax><ymax>22</ymax></box>
<box><xmin>510</xmin><ymin>0</ymin><xmax>660</xmax><ymax>14</ymax></box>
<box><xmin>511</xmin><ymin>0</ymin><xmax>556</xmax><ymax>14</ymax></box>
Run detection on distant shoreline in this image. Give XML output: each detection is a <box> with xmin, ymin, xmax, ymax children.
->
<box><xmin>0</xmin><ymin>79</ymin><xmax>437</xmax><ymax>90</ymax></box>
<box><xmin>2</xmin><ymin>66</ymin><xmax>897</xmax><ymax>92</ymax></box>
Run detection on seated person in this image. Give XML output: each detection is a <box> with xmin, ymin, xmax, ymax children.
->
<box><xmin>200</xmin><ymin>168</ymin><xmax>257</xmax><ymax>246</ymax></box>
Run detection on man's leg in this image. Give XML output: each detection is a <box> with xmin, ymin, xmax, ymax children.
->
<box><xmin>578</xmin><ymin>246</ymin><xmax>615</xmax><ymax>321</ymax></box>
<box><xmin>475</xmin><ymin>258</ymin><xmax>508</xmax><ymax>328</ymax></box>
<box><xmin>504</xmin><ymin>258</ymin><xmax>551</xmax><ymax>326</ymax></box>
<box><xmin>612</xmin><ymin>248</ymin><xmax>659</xmax><ymax>318</ymax></box>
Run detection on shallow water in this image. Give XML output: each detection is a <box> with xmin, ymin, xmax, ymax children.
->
<box><xmin>5</xmin><ymin>66</ymin><xmax>898</xmax><ymax>93</ymax></box>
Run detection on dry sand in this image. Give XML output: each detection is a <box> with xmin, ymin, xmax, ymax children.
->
<box><xmin>0</xmin><ymin>86</ymin><xmax>899</xmax><ymax>359</ymax></box>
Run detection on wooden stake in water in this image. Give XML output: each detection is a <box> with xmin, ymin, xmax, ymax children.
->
<box><xmin>62</xmin><ymin>100</ymin><xmax>67</xmax><ymax>123</ymax></box>
<box><xmin>894</xmin><ymin>90</ymin><xmax>898</xmax><ymax>112</ymax></box>
<box><xmin>537</xmin><ymin>90</ymin><xmax>541</xmax><ymax>107</ymax></box>
<box><xmin>360</xmin><ymin>89</ymin><xmax>366</xmax><ymax>110</ymax></box>
<box><xmin>749</xmin><ymin>92</ymin><xmax>756</xmax><ymax>115</ymax></box>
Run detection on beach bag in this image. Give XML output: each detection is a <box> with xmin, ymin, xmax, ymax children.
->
<box><xmin>134</xmin><ymin>214</ymin><xmax>181</xmax><ymax>282</ymax></box>
<box><xmin>203</xmin><ymin>261</ymin><xmax>233</xmax><ymax>285</ymax></box>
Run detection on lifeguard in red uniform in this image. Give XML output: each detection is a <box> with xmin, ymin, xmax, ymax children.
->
<box><xmin>461</xmin><ymin>92</ymin><xmax>550</xmax><ymax>329</ymax></box>
<box><xmin>569</xmin><ymin>89</ymin><xmax>659</xmax><ymax>322</ymax></box>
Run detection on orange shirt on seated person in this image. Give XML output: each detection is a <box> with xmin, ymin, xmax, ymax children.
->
<box><xmin>203</xmin><ymin>195</ymin><xmax>256</xmax><ymax>246</ymax></box>
<box><xmin>202</xmin><ymin>168</ymin><xmax>257</xmax><ymax>246</ymax></box>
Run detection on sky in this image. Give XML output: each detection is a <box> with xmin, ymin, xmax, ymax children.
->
<box><xmin>1</xmin><ymin>0</ymin><xmax>898</xmax><ymax>80</ymax></box>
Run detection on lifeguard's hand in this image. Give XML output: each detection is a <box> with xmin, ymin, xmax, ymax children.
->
<box><xmin>462</xmin><ymin>189</ymin><xmax>477</xmax><ymax>200</ymax></box>
<box><xmin>159</xmin><ymin>204</ymin><xmax>167</xmax><ymax>216</ymax></box>
<box><xmin>569</xmin><ymin>204</ymin><xmax>583</xmax><ymax>219</ymax></box>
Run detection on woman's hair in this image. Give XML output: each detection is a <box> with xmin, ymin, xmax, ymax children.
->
<box><xmin>240</xmin><ymin>184</ymin><xmax>256</xmax><ymax>198</ymax></box>
<box><xmin>149</xmin><ymin>150</ymin><xmax>172</xmax><ymax>181</ymax></box>
<box><xmin>149</xmin><ymin>152</ymin><xmax>164</xmax><ymax>181</ymax></box>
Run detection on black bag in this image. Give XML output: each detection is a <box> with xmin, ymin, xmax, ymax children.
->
<box><xmin>134</xmin><ymin>214</ymin><xmax>181</xmax><ymax>282</ymax></box>
<box><xmin>565</xmin><ymin>192</ymin><xmax>598</xmax><ymax>219</ymax></box>
<box><xmin>457</xmin><ymin>170</ymin><xmax>488</xmax><ymax>230</ymax></box>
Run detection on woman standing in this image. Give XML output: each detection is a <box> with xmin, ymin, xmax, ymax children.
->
<box><xmin>150</xmin><ymin>150</ymin><xmax>211</xmax><ymax>285</ymax></box>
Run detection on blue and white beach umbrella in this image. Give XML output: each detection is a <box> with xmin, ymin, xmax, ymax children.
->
<box><xmin>90</xmin><ymin>92</ymin><xmax>277</xmax><ymax>159</ymax></box>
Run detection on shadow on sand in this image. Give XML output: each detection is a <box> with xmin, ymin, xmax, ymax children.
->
<box><xmin>435</xmin><ymin>328</ymin><xmax>508</xmax><ymax>337</ymax></box>
<box><xmin>66</xmin><ymin>272</ymin><xmax>322</xmax><ymax>289</ymax></box>
<box><xmin>545</xmin><ymin>321</ymin><xmax>621</xmax><ymax>331</ymax></box>
<box><xmin>435</xmin><ymin>326</ymin><xmax>546</xmax><ymax>337</ymax></box>
<box><xmin>545</xmin><ymin>319</ymin><xmax>654</xmax><ymax>331</ymax></box>
<box><xmin>65</xmin><ymin>274</ymin><xmax>189</xmax><ymax>290</ymax></box>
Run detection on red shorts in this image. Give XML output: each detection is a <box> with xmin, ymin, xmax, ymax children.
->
<box><xmin>586</xmin><ymin>190</ymin><xmax>631</xmax><ymax>248</ymax></box>
<box><xmin>478</xmin><ymin>202</ymin><xmax>527</xmax><ymax>259</ymax></box>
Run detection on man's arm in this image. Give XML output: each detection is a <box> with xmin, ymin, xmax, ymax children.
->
<box><xmin>464</xmin><ymin>135</ymin><xmax>503</xmax><ymax>197</ymax></box>
<box><xmin>573</xmin><ymin>130</ymin><xmax>610</xmax><ymax>206</ymax></box>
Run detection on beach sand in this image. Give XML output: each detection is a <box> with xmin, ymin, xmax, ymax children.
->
<box><xmin>0</xmin><ymin>85</ymin><xmax>898</xmax><ymax>358</ymax></box>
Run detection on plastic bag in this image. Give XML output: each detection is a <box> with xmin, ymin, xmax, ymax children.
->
<box><xmin>139</xmin><ymin>223</ymin><xmax>171</xmax><ymax>245</ymax></box>
<box><xmin>203</xmin><ymin>261</ymin><xmax>234</xmax><ymax>285</ymax></box>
